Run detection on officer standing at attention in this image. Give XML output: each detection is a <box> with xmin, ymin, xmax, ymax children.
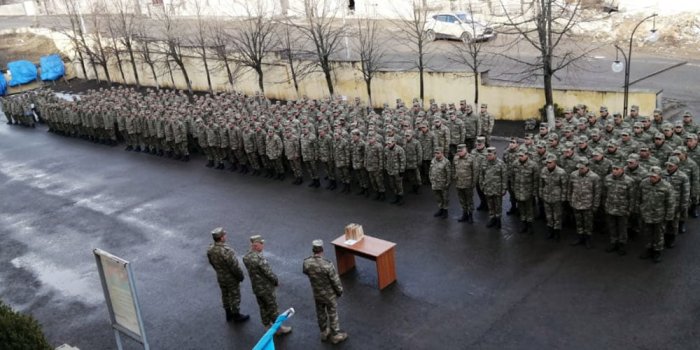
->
<box><xmin>206</xmin><ymin>227</ymin><xmax>250</xmax><ymax>323</ymax></box>
<box><xmin>303</xmin><ymin>240</ymin><xmax>348</xmax><ymax>344</ymax></box>
<box><xmin>243</xmin><ymin>235</ymin><xmax>291</xmax><ymax>335</ymax></box>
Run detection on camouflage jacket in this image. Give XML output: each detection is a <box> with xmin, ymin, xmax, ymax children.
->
<box><xmin>462</xmin><ymin>113</ymin><xmax>479</xmax><ymax>139</ymax></box>
<box><xmin>207</xmin><ymin>242</ymin><xmax>245</xmax><ymax>283</ymax></box>
<box><xmin>539</xmin><ymin>166</ymin><xmax>568</xmax><ymax>203</ymax></box>
<box><xmin>478</xmin><ymin>158</ymin><xmax>507</xmax><ymax>196</ymax></box>
<box><xmin>429</xmin><ymin>156</ymin><xmax>452</xmax><ymax>190</ymax></box>
<box><xmin>433</xmin><ymin>125</ymin><xmax>450</xmax><ymax>152</ymax></box>
<box><xmin>300</xmin><ymin>133</ymin><xmax>318</xmax><ymax>161</ymax></box>
<box><xmin>478</xmin><ymin>112</ymin><xmax>494</xmax><ymax>135</ymax></box>
<box><xmin>638</xmin><ymin>178</ymin><xmax>676</xmax><ymax>223</ymax></box>
<box><xmin>266</xmin><ymin>134</ymin><xmax>284</xmax><ymax>160</ymax></box>
<box><xmin>351</xmin><ymin>139</ymin><xmax>366</xmax><ymax>170</ymax></box>
<box><xmin>417</xmin><ymin>130</ymin><xmax>438</xmax><ymax>161</ymax></box>
<box><xmin>302</xmin><ymin>255</ymin><xmax>343</xmax><ymax>303</ymax></box>
<box><xmin>365</xmin><ymin>142</ymin><xmax>385</xmax><ymax>172</ymax></box>
<box><xmin>384</xmin><ymin>145</ymin><xmax>406</xmax><ymax>175</ymax></box>
<box><xmin>568</xmin><ymin>170</ymin><xmax>601</xmax><ymax>210</ymax></box>
<box><xmin>317</xmin><ymin>134</ymin><xmax>334</xmax><ymax>162</ymax></box>
<box><xmin>284</xmin><ymin>135</ymin><xmax>301</xmax><ymax>160</ymax></box>
<box><xmin>453</xmin><ymin>154</ymin><xmax>478</xmax><ymax>189</ymax></box>
<box><xmin>664</xmin><ymin>169</ymin><xmax>690</xmax><ymax>212</ymax></box>
<box><xmin>243</xmin><ymin>250</ymin><xmax>278</xmax><ymax>296</ymax></box>
<box><xmin>447</xmin><ymin>119</ymin><xmax>465</xmax><ymax>145</ymax></box>
<box><xmin>590</xmin><ymin>158</ymin><xmax>612</xmax><ymax>179</ymax></box>
<box><xmin>404</xmin><ymin>138</ymin><xmax>423</xmax><ymax>169</ymax></box>
<box><xmin>603</xmin><ymin>173</ymin><xmax>635</xmax><ymax>216</ymax></box>
<box><xmin>678</xmin><ymin>158</ymin><xmax>700</xmax><ymax>199</ymax></box>
<box><xmin>333</xmin><ymin>138</ymin><xmax>351</xmax><ymax>168</ymax></box>
<box><xmin>510</xmin><ymin>159</ymin><xmax>539</xmax><ymax>200</ymax></box>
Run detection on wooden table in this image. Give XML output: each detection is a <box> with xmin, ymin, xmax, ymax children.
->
<box><xmin>331</xmin><ymin>235</ymin><xmax>397</xmax><ymax>290</ymax></box>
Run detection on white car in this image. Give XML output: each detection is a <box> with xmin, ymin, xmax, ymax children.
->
<box><xmin>424</xmin><ymin>12</ymin><xmax>496</xmax><ymax>43</ymax></box>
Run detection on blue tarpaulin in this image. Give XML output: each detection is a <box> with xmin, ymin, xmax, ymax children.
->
<box><xmin>8</xmin><ymin>60</ymin><xmax>37</xmax><ymax>87</ymax></box>
<box><xmin>40</xmin><ymin>54</ymin><xmax>65</xmax><ymax>81</ymax></box>
<box><xmin>0</xmin><ymin>73</ymin><xmax>6</xmax><ymax>96</ymax></box>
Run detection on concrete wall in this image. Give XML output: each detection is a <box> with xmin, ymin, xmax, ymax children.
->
<box><xmin>0</xmin><ymin>1</ymin><xmax>36</xmax><ymax>15</ymax></box>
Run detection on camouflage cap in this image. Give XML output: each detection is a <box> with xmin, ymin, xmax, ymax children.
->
<box><xmin>545</xmin><ymin>153</ymin><xmax>558</xmax><ymax>162</ymax></box>
<box><xmin>653</xmin><ymin>108</ymin><xmax>662</xmax><ymax>114</ymax></box>
<box><xmin>539</xmin><ymin>124</ymin><xmax>548</xmax><ymax>130</ymax></box>
<box><xmin>536</xmin><ymin>141</ymin><xmax>547</xmax><ymax>148</ymax></box>
<box><xmin>630</xmin><ymin>105</ymin><xmax>639</xmax><ymax>112</ymax></box>
<box><xmin>476</xmin><ymin>136</ymin><xmax>486</xmax><ymax>144</ymax></box>
<box><xmin>600</xmin><ymin>106</ymin><xmax>608</xmax><ymax>112</ymax></box>
<box><xmin>312</xmin><ymin>239</ymin><xmax>324</xmax><ymax>253</ymax></box>
<box><xmin>481</xmin><ymin>103</ymin><xmax>488</xmax><ymax>108</ymax></box>
<box><xmin>563</xmin><ymin>141</ymin><xmax>575</xmax><ymax>150</ymax></box>
<box><xmin>576</xmin><ymin>157</ymin><xmax>590</xmax><ymax>167</ymax></box>
<box><xmin>386</xmin><ymin>137</ymin><xmax>395</xmax><ymax>144</ymax></box>
<box><xmin>577</xmin><ymin>135</ymin><xmax>589</xmax><ymax>144</ymax></box>
<box><xmin>638</xmin><ymin>145</ymin><xmax>650</xmax><ymax>151</ymax></box>
<box><xmin>211</xmin><ymin>227</ymin><xmax>226</xmax><ymax>239</ymax></box>
<box><xmin>457</xmin><ymin>144</ymin><xmax>467</xmax><ymax>150</ymax></box>
<box><xmin>675</xmin><ymin>120</ymin><xmax>685</xmax><ymax>127</ymax></box>
<box><xmin>627</xmin><ymin>153</ymin><xmax>640</xmax><ymax>162</ymax></box>
<box><xmin>683</xmin><ymin>111</ymin><xmax>693</xmax><ymax>117</ymax></box>
<box><xmin>662</xmin><ymin>123</ymin><xmax>673</xmax><ymax>131</ymax></box>
<box><xmin>548</xmin><ymin>133</ymin><xmax>559</xmax><ymax>140</ymax></box>
<box><xmin>486</xmin><ymin>147</ymin><xmax>497</xmax><ymax>154</ymax></box>
<box><xmin>672</xmin><ymin>148</ymin><xmax>683</xmax><ymax>155</ymax></box>
<box><xmin>524</xmin><ymin>133</ymin><xmax>534</xmax><ymax>139</ymax></box>
<box><xmin>676</xmin><ymin>146</ymin><xmax>688</xmax><ymax>154</ymax></box>
<box><xmin>589</xmin><ymin>128</ymin><xmax>600</xmax><ymax>136</ymax></box>
<box><xmin>564</xmin><ymin>108</ymin><xmax>572</xmax><ymax>113</ymax></box>
<box><xmin>632</xmin><ymin>122</ymin><xmax>643</xmax><ymax>128</ymax></box>
<box><xmin>434</xmin><ymin>147</ymin><xmax>443</xmax><ymax>153</ymax></box>
<box><xmin>250</xmin><ymin>235</ymin><xmax>265</xmax><ymax>244</ymax></box>
<box><xmin>666</xmin><ymin>156</ymin><xmax>680</xmax><ymax>166</ymax></box>
<box><xmin>649</xmin><ymin>166</ymin><xmax>663</xmax><ymax>175</ymax></box>
<box><xmin>686</xmin><ymin>134</ymin><xmax>698</xmax><ymax>140</ymax></box>
<box><xmin>654</xmin><ymin>132</ymin><xmax>664</xmax><ymax>139</ymax></box>
<box><xmin>405</xmin><ymin>130</ymin><xmax>414</xmax><ymax>136</ymax></box>
<box><xmin>612</xmin><ymin>162</ymin><xmax>625</xmax><ymax>169</ymax></box>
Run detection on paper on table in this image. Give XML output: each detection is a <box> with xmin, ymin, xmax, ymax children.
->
<box><xmin>344</xmin><ymin>239</ymin><xmax>358</xmax><ymax>245</ymax></box>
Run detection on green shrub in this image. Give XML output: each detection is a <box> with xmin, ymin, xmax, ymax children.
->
<box><xmin>0</xmin><ymin>300</ymin><xmax>52</xmax><ymax>350</ymax></box>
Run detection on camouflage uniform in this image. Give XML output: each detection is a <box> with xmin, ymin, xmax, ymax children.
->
<box><xmin>568</xmin><ymin>165</ymin><xmax>601</xmax><ymax>242</ymax></box>
<box><xmin>510</xmin><ymin>154</ymin><xmax>539</xmax><ymax>227</ymax></box>
<box><xmin>638</xmin><ymin>174</ymin><xmax>675</xmax><ymax>259</ymax></box>
<box><xmin>365</xmin><ymin>140</ymin><xmax>386</xmax><ymax>197</ymax></box>
<box><xmin>333</xmin><ymin>134</ymin><xmax>352</xmax><ymax>192</ymax></box>
<box><xmin>301</xmin><ymin>130</ymin><xmax>320</xmax><ymax>185</ymax></box>
<box><xmin>303</xmin><ymin>248</ymin><xmax>345</xmax><ymax>341</ymax></box>
<box><xmin>207</xmin><ymin>232</ymin><xmax>245</xmax><ymax>317</ymax></box>
<box><xmin>284</xmin><ymin>132</ymin><xmax>304</xmax><ymax>182</ymax></box>
<box><xmin>318</xmin><ymin>131</ymin><xmax>336</xmax><ymax>187</ymax></box>
<box><xmin>266</xmin><ymin>132</ymin><xmax>285</xmax><ymax>177</ymax></box>
<box><xmin>243</xmin><ymin>240</ymin><xmax>280</xmax><ymax>327</ymax></box>
<box><xmin>384</xmin><ymin>141</ymin><xmax>406</xmax><ymax>201</ymax></box>
<box><xmin>351</xmin><ymin>135</ymin><xmax>370</xmax><ymax>194</ymax></box>
<box><xmin>417</xmin><ymin>127</ymin><xmax>438</xmax><ymax>184</ymax></box>
<box><xmin>663</xmin><ymin>162</ymin><xmax>690</xmax><ymax>242</ymax></box>
<box><xmin>453</xmin><ymin>146</ymin><xmax>478</xmax><ymax>222</ymax></box>
<box><xmin>478</xmin><ymin>148</ymin><xmax>507</xmax><ymax>226</ymax></box>
<box><xmin>430</xmin><ymin>151</ymin><xmax>452</xmax><ymax>216</ymax></box>
<box><xmin>540</xmin><ymin>160</ymin><xmax>568</xmax><ymax>234</ymax></box>
<box><xmin>603</xmin><ymin>171</ymin><xmax>635</xmax><ymax>248</ymax></box>
<box><xmin>478</xmin><ymin>104</ymin><xmax>494</xmax><ymax>145</ymax></box>
<box><xmin>403</xmin><ymin>132</ymin><xmax>423</xmax><ymax>193</ymax></box>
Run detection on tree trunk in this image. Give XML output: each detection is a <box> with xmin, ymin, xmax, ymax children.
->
<box><xmin>365</xmin><ymin>78</ymin><xmax>372</xmax><ymax>109</ymax></box>
<box><xmin>287</xmin><ymin>57</ymin><xmax>300</xmax><ymax>97</ymax></box>
<box><xmin>149</xmin><ymin>63</ymin><xmax>159</xmax><ymax>90</ymax></box>
<box><xmin>176</xmin><ymin>58</ymin><xmax>193</xmax><ymax>94</ymax></box>
<box><xmin>166</xmin><ymin>60</ymin><xmax>175</xmax><ymax>87</ymax></box>
<box><xmin>222</xmin><ymin>56</ymin><xmax>234</xmax><ymax>87</ymax></box>
<box><xmin>419</xmin><ymin>66</ymin><xmax>425</xmax><ymax>104</ymax></box>
<box><xmin>473</xmin><ymin>70</ymin><xmax>479</xmax><ymax>104</ymax></box>
<box><xmin>322</xmin><ymin>59</ymin><xmax>334</xmax><ymax>96</ymax></box>
<box><xmin>201</xmin><ymin>48</ymin><xmax>212</xmax><ymax>93</ymax></box>
<box><xmin>75</xmin><ymin>45</ymin><xmax>88</xmax><ymax>79</ymax></box>
<box><xmin>126</xmin><ymin>42</ymin><xmax>140</xmax><ymax>88</ymax></box>
<box><xmin>256</xmin><ymin>66</ymin><xmax>265</xmax><ymax>93</ymax></box>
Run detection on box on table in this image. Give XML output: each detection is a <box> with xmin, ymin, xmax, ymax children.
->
<box><xmin>344</xmin><ymin>223</ymin><xmax>365</xmax><ymax>242</ymax></box>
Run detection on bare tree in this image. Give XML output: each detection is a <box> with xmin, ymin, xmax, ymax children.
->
<box><xmin>190</xmin><ymin>0</ymin><xmax>213</xmax><ymax>93</ymax></box>
<box><xmin>209</xmin><ymin>18</ymin><xmax>244</xmax><ymax>89</ymax></box>
<box><xmin>134</xmin><ymin>35</ymin><xmax>162</xmax><ymax>89</ymax></box>
<box><xmin>54</xmin><ymin>0</ymin><xmax>91</xmax><ymax>81</ymax></box>
<box><xmin>395</xmin><ymin>0</ymin><xmax>432</xmax><ymax>104</ymax></box>
<box><xmin>294</xmin><ymin>0</ymin><xmax>348</xmax><ymax>96</ymax></box>
<box><xmin>154</xmin><ymin>4</ymin><xmax>193</xmax><ymax>94</ymax></box>
<box><xmin>109</xmin><ymin>0</ymin><xmax>141</xmax><ymax>87</ymax></box>
<box><xmin>276</xmin><ymin>22</ymin><xmax>316</xmax><ymax>98</ymax></box>
<box><xmin>354</xmin><ymin>16</ymin><xmax>386</xmax><ymax>108</ymax></box>
<box><xmin>498</xmin><ymin>0</ymin><xmax>598</xmax><ymax>124</ymax></box>
<box><xmin>449</xmin><ymin>4</ymin><xmax>497</xmax><ymax>104</ymax></box>
<box><xmin>228</xmin><ymin>0</ymin><xmax>278</xmax><ymax>93</ymax></box>
<box><xmin>85</xmin><ymin>1</ymin><xmax>113</xmax><ymax>85</ymax></box>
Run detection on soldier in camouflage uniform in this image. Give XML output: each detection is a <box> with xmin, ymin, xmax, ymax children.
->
<box><xmin>453</xmin><ymin>144</ymin><xmax>477</xmax><ymax>223</ymax></box>
<box><xmin>206</xmin><ymin>227</ymin><xmax>250</xmax><ymax>323</ymax></box>
<box><xmin>384</xmin><ymin>137</ymin><xmax>406</xmax><ymax>205</ymax></box>
<box><xmin>472</xmin><ymin>136</ymin><xmax>488</xmax><ymax>210</ymax></box>
<box><xmin>568</xmin><ymin>158</ymin><xmax>601</xmax><ymax>248</ymax></box>
<box><xmin>479</xmin><ymin>147</ymin><xmax>507</xmax><ymax>229</ymax></box>
<box><xmin>333</xmin><ymin>131</ymin><xmax>352</xmax><ymax>193</ymax></box>
<box><xmin>301</xmin><ymin>126</ymin><xmax>321</xmax><ymax>187</ymax></box>
<box><xmin>430</xmin><ymin>148</ymin><xmax>452</xmax><ymax>218</ymax></box>
<box><xmin>638</xmin><ymin>167</ymin><xmax>675</xmax><ymax>263</ymax></box>
<box><xmin>603</xmin><ymin>163</ymin><xmax>635</xmax><ymax>255</ymax></box>
<box><xmin>478</xmin><ymin>104</ymin><xmax>494</xmax><ymax>146</ymax></box>
<box><xmin>302</xmin><ymin>240</ymin><xmax>348</xmax><ymax>344</ymax></box>
<box><xmin>242</xmin><ymin>235</ymin><xmax>291</xmax><ymax>334</ymax></box>
<box><xmin>317</xmin><ymin>127</ymin><xmax>336</xmax><ymax>190</ymax></box>
<box><xmin>285</xmin><ymin>129</ymin><xmax>304</xmax><ymax>185</ymax></box>
<box><xmin>351</xmin><ymin>129</ymin><xmax>370</xmax><ymax>196</ymax></box>
<box><xmin>663</xmin><ymin>156</ymin><xmax>690</xmax><ymax>247</ymax></box>
<box><xmin>461</xmin><ymin>103</ymin><xmax>479</xmax><ymax>150</ymax></box>
<box><xmin>365</xmin><ymin>135</ymin><xmax>386</xmax><ymax>200</ymax></box>
<box><xmin>446</xmin><ymin>112</ymin><xmax>465</xmax><ymax>159</ymax></box>
<box><xmin>403</xmin><ymin>130</ymin><xmax>423</xmax><ymax>194</ymax></box>
<box><xmin>675</xmin><ymin>146</ymin><xmax>700</xmax><ymax>218</ymax></box>
<box><xmin>266</xmin><ymin>129</ymin><xmax>285</xmax><ymax>180</ymax></box>
<box><xmin>510</xmin><ymin>148</ymin><xmax>539</xmax><ymax>234</ymax></box>
<box><xmin>503</xmin><ymin>138</ymin><xmax>520</xmax><ymax>215</ymax></box>
<box><xmin>540</xmin><ymin>154</ymin><xmax>568</xmax><ymax>240</ymax></box>
<box><xmin>417</xmin><ymin>123</ymin><xmax>438</xmax><ymax>185</ymax></box>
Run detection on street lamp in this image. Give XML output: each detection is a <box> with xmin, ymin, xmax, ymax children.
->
<box><xmin>612</xmin><ymin>13</ymin><xmax>658</xmax><ymax>117</ymax></box>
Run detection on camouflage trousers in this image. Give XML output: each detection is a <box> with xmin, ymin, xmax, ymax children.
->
<box><xmin>232</xmin><ymin>149</ymin><xmax>248</xmax><ymax>165</ymax></box>
<box><xmin>200</xmin><ymin>146</ymin><xmax>212</xmax><ymax>161</ymax></box>
<box><xmin>457</xmin><ymin>187</ymin><xmax>474</xmax><ymax>212</ymax></box>
<box><xmin>335</xmin><ymin>166</ymin><xmax>351</xmax><ymax>184</ymax></box>
<box><xmin>314</xmin><ymin>299</ymin><xmax>340</xmax><ymax>335</ymax></box>
<box><xmin>508</xmin><ymin>189</ymin><xmax>517</xmax><ymax>211</ymax></box>
<box><xmin>217</xmin><ymin>279</ymin><xmax>241</xmax><ymax>313</ymax></box>
<box><xmin>320</xmin><ymin>161</ymin><xmax>335</xmax><ymax>181</ymax></box>
<box><xmin>665</xmin><ymin>211</ymin><xmax>682</xmax><ymax>237</ymax></box>
<box><xmin>386</xmin><ymin>174</ymin><xmax>403</xmax><ymax>195</ymax></box>
<box><xmin>421</xmin><ymin>160</ymin><xmax>432</xmax><ymax>185</ymax></box>
<box><xmin>304</xmin><ymin>160</ymin><xmax>319</xmax><ymax>180</ymax></box>
<box><xmin>644</xmin><ymin>222</ymin><xmax>665</xmax><ymax>251</ymax></box>
<box><xmin>353</xmin><ymin>168</ymin><xmax>369</xmax><ymax>189</ymax></box>
<box><xmin>486</xmin><ymin>195</ymin><xmax>502</xmax><ymax>218</ymax></box>
<box><xmin>544</xmin><ymin>201</ymin><xmax>563</xmax><ymax>230</ymax></box>
<box><xmin>255</xmin><ymin>292</ymin><xmax>279</xmax><ymax>327</ymax></box>
<box><xmin>573</xmin><ymin>209</ymin><xmax>594</xmax><ymax>236</ymax></box>
<box><xmin>606</xmin><ymin>214</ymin><xmax>628</xmax><ymax>244</ymax></box>
<box><xmin>259</xmin><ymin>154</ymin><xmax>271</xmax><ymax>170</ymax></box>
<box><xmin>247</xmin><ymin>152</ymin><xmax>261</xmax><ymax>170</ymax></box>
<box><xmin>368</xmin><ymin>170</ymin><xmax>385</xmax><ymax>192</ymax></box>
<box><xmin>433</xmin><ymin>189</ymin><xmax>449</xmax><ymax>209</ymax></box>
<box><xmin>404</xmin><ymin>168</ymin><xmax>422</xmax><ymax>190</ymax></box>
<box><xmin>174</xmin><ymin>142</ymin><xmax>189</xmax><ymax>156</ymax></box>
<box><xmin>476</xmin><ymin>185</ymin><xmax>487</xmax><ymax>206</ymax></box>
<box><xmin>517</xmin><ymin>197</ymin><xmax>535</xmax><ymax>223</ymax></box>
<box><xmin>288</xmin><ymin>158</ymin><xmax>303</xmax><ymax>178</ymax></box>
<box><xmin>270</xmin><ymin>158</ymin><xmax>284</xmax><ymax>175</ymax></box>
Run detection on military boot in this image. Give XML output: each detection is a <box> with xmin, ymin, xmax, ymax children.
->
<box><xmin>617</xmin><ymin>243</ymin><xmax>627</xmax><ymax>256</ymax></box>
<box><xmin>206</xmin><ymin>160</ymin><xmax>214</xmax><ymax>168</ymax></box>
<box><xmin>441</xmin><ymin>209</ymin><xmax>448</xmax><ymax>219</ymax></box>
<box><xmin>678</xmin><ymin>221</ymin><xmax>686</xmax><ymax>234</ymax></box>
<box><xmin>605</xmin><ymin>242</ymin><xmax>619</xmax><ymax>253</ymax></box>
<box><xmin>527</xmin><ymin>222</ymin><xmax>534</xmax><ymax>235</ymax></box>
<box><xmin>174</xmin><ymin>154</ymin><xmax>182</xmax><ymax>160</ymax></box>
<box><xmin>434</xmin><ymin>208</ymin><xmax>444</xmax><ymax>217</ymax></box>
<box><xmin>519</xmin><ymin>222</ymin><xmax>529</xmax><ymax>233</ymax></box>
<box><xmin>225</xmin><ymin>309</ymin><xmax>235</xmax><ymax>322</ymax></box>
<box><xmin>690</xmin><ymin>204</ymin><xmax>699</xmax><ymax>218</ymax></box>
<box><xmin>378</xmin><ymin>192</ymin><xmax>386</xmax><ymax>201</ymax></box>
<box><xmin>217</xmin><ymin>162</ymin><xmax>225</xmax><ymax>170</ymax></box>
<box><xmin>320</xmin><ymin>329</ymin><xmax>331</xmax><ymax>342</ymax></box>
<box><xmin>330</xmin><ymin>332</ymin><xmax>348</xmax><ymax>344</ymax></box>
<box><xmin>412</xmin><ymin>185</ymin><xmax>420</xmax><ymax>194</ymax></box>
<box><xmin>232</xmin><ymin>312</ymin><xmax>250</xmax><ymax>323</ymax></box>
<box><xmin>639</xmin><ymin>248</ymin><xmax>653</xmax><ymax>260</ymax></box>
<box><xmin>157</xmin><ymin>150</ymin><xmax>164</xmax><ymax>157</ymax></box>
<box><xmin>458</xmin><ymin>211</ymin><xmax>469</xmax><ymax>222</ymax></box>
<box><xmin>486</xmin><ymin>217</ymin><xmax>497</xmax><ymax>228</ymax></box>
<box><xmin>553</xmin><ymin>229</ymin><xmax>561</xmax><ymax>242</ymax></box>
<box><xmin>395</xmin><ymin>195</ymin><xmax>404</xmax><ymax>205</ymax></box>
<box><xmin>309</xmin><ymin>179</ymin><xmax>317</xmax><ymax>188</ymax></box>
<box><xmin>467</xmin><ymin>211</ymin><xmax>474</xmax><ymax>223</ymax></box>
<box><xmin>356</xmin><ymin>187</ymin><xmax>366</xmax><ymax>196</ymax></box>
<box><xmin>343</xmin><ymin>183</ymin><xmax>351</xmax><ymax>193</ymax></box>
<box><xmin>506</xmin><ymin>206</ymin><xmax>518</xmax><ymax>216</ymax></box>
<box><xmin>571</xmin><ymin>235</ymin><xmax>585</xmax><ymax>246</ymax></box>
<box><xmin>652</xmin><ymin>250</ymin><xmax>662</xmax><ymax>263</ymax></box>
<box><xmin>125</xmin><ymin>145</ymin><xmax>133</xmax><ymax>151</ymax></box>
<box><xmin>477</xmin><ymin>202</ymin><xmax>488</xmax><ymax>211</ymax></box>
<box><xmin>665</xmin><ymin>234</ymin><xmax>676</xmax><ymax>249</ymax></box>
<box><xmin>391</xmin><ymin>195</ymin><xmax>401</xmax><ymax>204</ymax></box>
<box><xmin>134</xmin><ymin>146</ymin><xmax>142</xmax><ymax>152</ymax></box>
<box><xmin>546</xmin><ymin>227</ymin><xmax>555</xmax><ymax>240</ymax></box>
<box><xmin>295</xmin><ymin>177</ymin><xmax>303</xmax><ymax>185</ymax></box>
<box><xmin>495</xmin><ymin>217</ymin><xmax>502</xmax><ymax>229</ymax></box>
<box><xmin>584</xmin><ymin>235</ymin><xmax>593</xmax><ymax>249</ymax></box>
<box><xmin>182</xmin><ymin>155</ymin><xmax>189</xmax><ymax>162</ymax></box>
<box><xmin>314</xmin><ymin>179</ymin><xmax>322</xmax><ymax>188</ymax></box>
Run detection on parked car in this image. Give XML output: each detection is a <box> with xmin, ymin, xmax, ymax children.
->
<box><xmin>424</xmin><ymin>12</ymin><xmax>496</xmax><ymax>43</ymax></box>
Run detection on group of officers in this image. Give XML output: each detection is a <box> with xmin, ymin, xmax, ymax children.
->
<box><xmin>206</xmin><ymin>227</ymin><xmax>348</xmax><ymax>344</ymax></box>
<box><xmin>463</xmin><ymin>105</ymin><xmax>699</xmax><ymax>264</ymax></box>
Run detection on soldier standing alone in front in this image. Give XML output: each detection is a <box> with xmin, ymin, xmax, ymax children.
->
<box><xmin>206</xmin><ymin>227</ymin><xmax>250</xmax><ymax>323</ymax></box>
<box><xmin>303</xmin><ymin>240</ymin><xmax>348</xmax><ymax>344</ymax></box>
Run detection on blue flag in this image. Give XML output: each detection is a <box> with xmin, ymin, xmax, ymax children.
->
<box><xmin>253</xmin><ymin>308</ymin><xmax>295</xmax><ymax>350</ymax></box>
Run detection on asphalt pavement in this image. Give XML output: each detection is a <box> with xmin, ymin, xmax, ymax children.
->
<box><xmin>2</xmin><ymin>119</ymin><xmax>700</xmax><ymax>350</ymax></box>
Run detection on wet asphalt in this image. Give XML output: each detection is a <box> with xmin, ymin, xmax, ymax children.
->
<box><xmin>1</xmin><ymin>121</ymin><xmax>700</xmax><ymax>350</ymax></box>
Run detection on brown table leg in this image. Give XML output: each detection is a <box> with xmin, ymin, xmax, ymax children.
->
<box><xmin>375</xmin><ymin>247</ymin><xmax>397</xmax><ymax>289</ymax></box>
<box><xmin>335</xmin><ymin>246</ymin><xmax>356</xmax><ymax>275</ymax></box>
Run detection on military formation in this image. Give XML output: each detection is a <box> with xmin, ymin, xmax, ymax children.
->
<box><xmin>483</xmin><ymin>105</ymin><xmax>698</xmax><ymax>264</ymax></box>
<box><xmin>4</xmin><ymin>88</ymin><xmax>698</xmax><ymax>264</ymax></box>
<box><xmin>207</xmin><ymin>228</ymin><xmax>347</xmax><ymax>344</ymax></box>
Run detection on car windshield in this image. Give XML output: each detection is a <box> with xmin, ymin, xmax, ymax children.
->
<box><xmin>456</xmin><ymin>14</ymin><xmax>470</xmax><ymax>22</ymax></box>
